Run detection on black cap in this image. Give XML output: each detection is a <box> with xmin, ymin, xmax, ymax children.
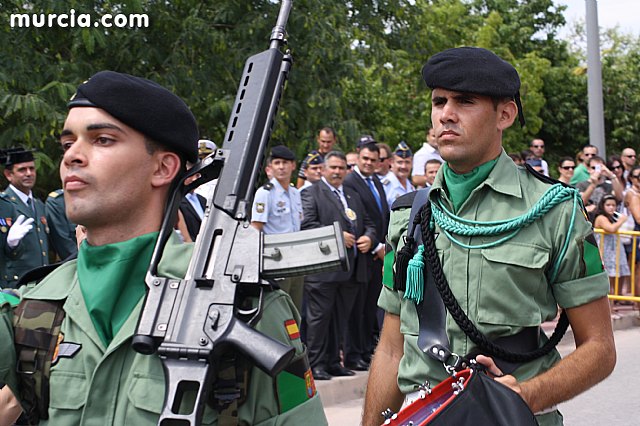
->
<box><xmin>304</xmin><ymin>150</ymin><xmax>324</xmax><ymax>165</ymax></box>
<box><xmin>271</xmin><ymin>145</ymin><xmax>296</xmax><ymax>161</ymax></box>
<box><xmin>422</xmin><ymin>47</ymin><xmax>525</xmax><ymax>126</ymax></box>
<box><xmin>2</xmin><ymin>147</ymin><xmax>34</xmax><ymax>167</ymax></box>
<box><xmin>357</xmin><ymin>135</ymin><xmax>377</xmax><ymax>149</ymax></box>
<box><xmin>68</xmin><ymin>71</ymin><xmax>199</xmax><ymax>162</ymax></box>
<box><xmin>394</xmin><ymin>141</ymin><xmax>412</xmax><ymax>158</ymax></box>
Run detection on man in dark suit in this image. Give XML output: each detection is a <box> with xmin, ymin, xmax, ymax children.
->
<box><xmin>179</xmin><ymin>191</ymin><xmax>207</xmax><ymax>241</ymax></box>
<box><xmin>343</xmin><ymin>141</ymin><xmax>390</xmax><ymax>370</ymax></box>
<box><xmin>1</xmin><ymin>148</ymin><xmax>49</xmax><ymax>287</ymax></box>
<box><xmin>301</xmin><ymin>150</ymin><xmax>376</xmax><ymax>380</ymax></box>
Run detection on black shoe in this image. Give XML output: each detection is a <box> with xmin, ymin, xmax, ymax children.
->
<box><xmin>362</xmin><ymin>353</ymin><xmax>373</xmax><ymax>364</ymax></box>
<box><xmin>345</xmin><ymin>359</ymin><xmax>369</xmax><ymax>371</ymax></box>
<box><xmin>312</xmin><ymin>368</ymin><xmax>332</xmax><ymax>380</ymax></box>
<box><xmin>327</xmin><ymin>365</ymin><xmax>356</xmax><ymax>377</ymax></box>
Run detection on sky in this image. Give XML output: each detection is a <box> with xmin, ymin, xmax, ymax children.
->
<box><xmin>559</xmin><ymin>0</ymin><xmax>640</xmax><ymax>36</ymax></box>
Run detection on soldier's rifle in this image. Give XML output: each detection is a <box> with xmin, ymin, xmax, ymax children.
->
<box><xmin>132</xmin><ymin>1</ymin><xmax>347</xmax><ymax>424</ymax></box>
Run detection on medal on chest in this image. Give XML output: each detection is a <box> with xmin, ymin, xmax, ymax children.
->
<box><xmin>345</xmin><ymin>208</ymin><xmax>357</xmax><ymax>221</ymax></box>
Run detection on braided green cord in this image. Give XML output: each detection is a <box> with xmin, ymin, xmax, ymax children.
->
<box><xmin>430</xmin><ymin>183</ymin><xmax>582</xmax><ymax>281</ymax></box>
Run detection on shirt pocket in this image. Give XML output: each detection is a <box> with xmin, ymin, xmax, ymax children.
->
<box><xmin>48</xmin><ymin>370</ymin><xmax>87</xmax><ymax>422</ymax></box>
<box><xmin>126</xmin><ymin>373</ymin><xmax>217</xmax><ymax>425</ymax></box>
<box><xmin>478</xmin><ymin>242</ymin><xmax>549</xmax><ymax>327</ymax></box>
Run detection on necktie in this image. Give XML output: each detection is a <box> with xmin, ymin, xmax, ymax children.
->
<box><xmin>366</xmin><ymin>177</ymin><xmax>383</xmax><ymax>213</ymax></box>
<box><xmin>26</xmin><ymin>198</ymin><xmax>35</xmax><ymax>215</ymax></box>
<box><xmin>187</xmin><ymin>193</ymin><xmax>205</xmax><ymax>220</ymax></box>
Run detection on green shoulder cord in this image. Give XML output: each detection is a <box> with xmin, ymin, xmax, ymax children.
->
<box><xmin>404</xmin><ymin>183</ymin><xmax>583</xmax><ymax>304</ymax></box>
<box><xmin>12</xmin><ymin>298</ymin><xmax>66</xmax><ymax>424</ymax></box>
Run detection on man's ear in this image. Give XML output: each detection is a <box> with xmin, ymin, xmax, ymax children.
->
<box><xmin>151</xmin><ymin>151</ymin><xmax>182</xmax><ymax>188</ymax></box>
<box><xmin>497</xmin><ymin>100</ymin><xmax>518</xmax><ymax>131</ymax></box>
<box><xmin>3</xmin><ymin>169</ymin><xmax>10</xmax><ymax>181</ymax></box>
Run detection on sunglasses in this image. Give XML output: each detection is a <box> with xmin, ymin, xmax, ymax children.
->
<box><xmin>531</xmin><ymin>145</ymin><xmax>544</xmax><ymax>149</ymax></box>
<box><xmin>624</xmin><ymin>155</ymin><xmax>636</xmax><ymax>158</ymax></box>
<box><xmin>347</xmin><ymin>164</ymin><xmax>356</xmax><ymax>169</ymax></box>
<box><xmin>379</xmin><ymin>157</ymin><xmax>388</xmax><ymax>161</ymax></box>
<box><xmin>632</xmin><ymin>175</ymin><xmax>640</xmax><ymax>179</ymax></box>
<box><xmin>584</xmin><ymin>153</ymin><xmax>596</xmax><ymax>157</ymax></box>
<box><xmin>611</xmin><ymin>165</ymin><xmax>622</xmax><ymax>170</ymax></box>
<box><xmin>560</xmin><ymin>166</ymin><xmax>575</xmax><ymax>170</ymax></box>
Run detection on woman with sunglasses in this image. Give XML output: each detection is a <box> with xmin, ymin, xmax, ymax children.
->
<box><xmin>557</xmin><ymin>156</ymin><xmax>576</xmax><ymax>185</ymax></box>
<box><xmin>624</xmin><ymin>165</ymin><xmax>640</xmax><ymax>309</ymax></box>
<box><xmin>608</xmin><ymin>155</ymin><xmax>627</xmax><ymax>190</ymax></box>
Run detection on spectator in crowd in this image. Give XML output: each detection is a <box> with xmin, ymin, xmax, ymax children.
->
<box><xmin>411</xmin><ymin>127</ymin><xmax>442</xmax><ymax>188</ymax></box>
<box><xmin>571</xmin><ymin>144</ymin><xmax>598</xmax><ymax>185</ymax></box>
<box><xmin>423</xmin><ymin>158</ymin><xmax>442</xmax><ymax>187</ymax></box>
<box><xmin>592</xmin><ymin>194</ymin><xmax>630</xmax><ymax>320</ymax></box>
<box><xmin>297</xmin><ymin>127</ymin><xmax>337</xmax><ymax>188</ymax></box>
<box><xmin>346</xmin><ymin>151</ymin><xmax>358</xmax><ymax>174</ymax></box>
<box><xmin>375</xmin><ymin>143</ymin><xmax>393</xmax><ymax>184</ymax></box>
<box><xmin>557</xmin><ymin>157</ymin><xmax>576</xmax><ymax>185</ymax></box>
<box><xmin>193</xmin><ymin>139</ymin><xmax>218</xmax><ymax>200</ymax></box>
<box><xmin>508</xmin><ymin>152</ymin><xmax>524</xmax><ymax>165</ymax></box>
<box><xmin>577</xmin><ymin>156</ymin><xmax>624</xmax><ymax>217</ymax></box>
<box><xmin>529</xmin><ymin>138</ymin><xmax>549</xmax><ymax>176</ymax></box>
<box><xmin>1</xmin><ymin>148</ymin><xmax>49</xmax><ymax>288</ymax></box>
<box><xmin>45</xmin><ymin>189</ymin><xmax>78</xmax><ymax>260</ymax></box>
<box><xmin>343</xmin><ymin>142</ymin><xmax>389</xmax><ymax>370</ymax></box>
<box><xmin>621</xmin><ymin>147</ymin><xmax>636</xmax><ymax>181</ymax></box>
<box><xmin>251</xmin><ymin>146</ymin><xmax>304</xmax><ymax>311</ymax></box>
<box><xmin>179</xmin><ymin>182</ymin><xmax>207</xmax><ymax>242</ymax></box>
<box><xmin>301</xmin><ymin>150</ymin><xmax>375</xmax><ymax>380</ymax></box>
<box><xmin>525</xmin><ymin>158</ymin><xmax>545</xmax><ymax>173</ymax></box>
<box><xmin>607</xmin><ymin>155</ymin><xmax>626</xmax><ymax>192</ymax></box>
<box><xmin>623</xmin><ymin>166</ymin><xmax>640</xmax><ymax>304</ymax></box>
<box><xmin>299</xmin><ymin>150</ymin><xmax>324</xmax><ymax>191</ymax></box>
<box><xmin>383</xmin><ymin>141</ymin><xmax>415</xmax><ymax>208</ymax></box>
<box><xmin>520</xmin><ymin>149</ymin><xmax>534</xmax><ymax>162</ymax></box>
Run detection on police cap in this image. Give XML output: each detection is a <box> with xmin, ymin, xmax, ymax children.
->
<box><xmin>357</xmin><ymin>135</ymin><xmax>377</xmax><ymax>149</ymax></box>
<box><xmin>422</xmin><ymin>47</ymin><xmax>525</xmax><ymax>126</ymax></box>
<box><xmin>271</xmin><ymin>145</ymin><xmax>296</xmax><ymax>161</ymax></box>
<box><xmin>304</xmin><ymin>150</ymin><xmax>324</xmax><ymax>165</ymax></box>
<box><xmin>2</xmin><ymin>147</ymin><xmax>34</xmax><ymax>167</ymax></box>
<box><xmin>68</xmin><ymin>71</ymin><xmax>199</xmax><ymax>162</ymax></box>
<box><xmin>394</xmin><ymin>141</ymin><xmax>412</xmax><ymax>158</ymax></box>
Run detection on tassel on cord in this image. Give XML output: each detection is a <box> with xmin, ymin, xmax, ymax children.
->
<box><xmin>404</xmin><ymin>245</ymin><xmax>425</xmax><ymax>304</ymax></box>
<box><xmin>394</xmin><ymin>236</ymin><xmax>415</xmax><ymax>291</ymax></box>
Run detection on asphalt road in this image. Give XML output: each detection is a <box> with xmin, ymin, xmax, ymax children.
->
<box><xmin>324</xmin><ymin>327</ymin><xmax>640</xmax><ymax>425</ymax></box>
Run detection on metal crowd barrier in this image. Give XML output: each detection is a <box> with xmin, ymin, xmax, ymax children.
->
<box><xmin>593</xmin><ymin>228</ymin><xmax>640</xmax><ymax>303</ymax></box>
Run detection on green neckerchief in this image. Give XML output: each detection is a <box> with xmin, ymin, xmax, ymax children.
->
<box><xmin>442</xmin><ymin>157</ymin><xmax>499</xmax><ymax>212</ymax></box>
<box><xmin>77</xmin><ymin>232</ymin><xmax>158</xmax><ymax>347</ymax></box>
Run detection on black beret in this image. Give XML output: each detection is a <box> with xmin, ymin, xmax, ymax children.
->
<box><xmin>394</xmin><ymin>141</ymin><xmax>412</xmax><ymax>158</ymax></box>
<box><xmin>68</xmin><ymin>71</ymin><xmax>199</xmax><ymax>162</ymax></box>
<box><xmin>422</xmin><ymin>47</ymin><xmax>525</xmax><ymax>126</ymax></box>
<box><xmin>271</xmin><ymin>145</ymin><xmax>296</xmax><ymax>161</ymax></box>
<box><xmin>2</xmin><ymin>147</ymin><xmax>34</xmax><ymax>166</ymax></box>
<box><xmin>304</xmin><ymin>150</ymin><xmax>324</xmax><ymax>165</ymax></box>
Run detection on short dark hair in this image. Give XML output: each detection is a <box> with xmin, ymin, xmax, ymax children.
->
<box><xmin>558</xmin><ymin>156</ymin><xmax>575</xmax><ymax>167</ymax></box>
<box><xmin>377</xmin><ymin>143</ymin><xmax>392</xmax><ymax>158</ymax></box>
<box><xmin>587</xmin><ymin>156</ymin><xmax>604</xmax><ymax>167</ymax></box>
<box><xmin>319</xmin><ymin>127</ymin><xmax>337</xmax><ymax>138</ymax></box>
<box><xmin>426</xmin><ymin>159</ymin><xmax>442</xmax><ymax>166</ymax></box>
<box><xmin>359</xmin><ymin>143</ymin><xmax>380</xmax><ymax>154</ymax></box>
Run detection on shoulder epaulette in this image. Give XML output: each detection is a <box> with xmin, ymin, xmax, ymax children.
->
<box><xmin>263</xmin><ymin>182</ymin><xmax>274</xmax><ymax>190</ymax></box>
<box><xmin>48</xmin><ymin>189</ymin><xmax>63</xmax><ymax>198</ymax></box>
<box><xmin>289</xmin><ymin>183</ymin><xmax>295</xmax><ymax>187</ymax></box>
<box><xmin>16</xmin><ymin>257</ymin><xmax>74</xmax><ymax>287</ymax></box>
<box><xmin>391</xmin><ymin>191</ymin><xmax>418</xmax><ymax>211</ymax></box>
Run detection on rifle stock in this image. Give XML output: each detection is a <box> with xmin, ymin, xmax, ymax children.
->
<box><xmin>133</xmin><ymin>1</ymin><xmax>347</xmax><ymax>425</ymax></box>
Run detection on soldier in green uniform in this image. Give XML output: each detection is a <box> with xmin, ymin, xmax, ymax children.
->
<box><xmin>363</xmin><ymin>47</ymin><xmax>615</xmax><ymax>426</ymax></box>
<box><xmin>0</xmin><ymin>193</ymin><xmax>17</xmax><ymax>288</ymax></box>
<box><xmin>45</xmin><ymin>189</ymin><xmax>77</xmax><ymax>260</ymax></box>
<box><xmin>0</xmin><ymin>71</ymin><xmax>326</xmax><ymax>425</ymax></box>
<box><xmin>1</xmin><ymin>148</ymin><xmax>49</xmax><ymax>287</ymax></box>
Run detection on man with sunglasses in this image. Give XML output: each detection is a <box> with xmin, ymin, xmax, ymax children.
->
<box><xmin>571</xmin><ymin>144</ymin><xmax>598</xmax><ymax>185</ymax></box>
<box><xmin>529</xmin><ymin>138</ymin><xmax>549</xmax><ymax>176</ymax></box>
<box><xmin>621</xmin><ymin>148</ymin><xmax>637</xmax><ymax>180</ymax></box>
<box><xmin>577</xmin><ymin>156</ymin><xmax>624</xmax><ymax>218</ymax></box>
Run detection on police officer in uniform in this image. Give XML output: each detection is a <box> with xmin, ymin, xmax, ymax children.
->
<box><xmin>45</xmin><ymin>189</ymin><xmax>78</xmax><ymax>260</ymax></box>
<box><xmin>299</xmin><ymin>151</ymin><xmax>324</xmax><ymax>192</ymax></box>
<box><xmin>0</xmin><ymin>71</ymin><xmax>326</xmax><ymax>425</ymax></box>
<box><xmin>1</xmin><ymin>148</ymin><xmax>49</xmax><ymax>287</ymax></box>
<box><xmin>383</xmin><ymin>141</ymin><xmax>415</xmax><ymax>208</ymax></box>
<box><xmin>251</xmin><ymin>145</ymin><xmax>304</xmax><ymax>311</ymax></box>
<box><xmin>363</xmin><ymin>47</ymin><xmax>615</xmax><ymax>426</ymax></box>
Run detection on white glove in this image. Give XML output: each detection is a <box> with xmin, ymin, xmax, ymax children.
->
<box><xmin>7</xmin><ymin>215</ymin><xmax>34</xmax><ymax>249</ymax></box>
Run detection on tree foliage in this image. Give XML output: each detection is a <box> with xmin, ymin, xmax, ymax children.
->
<box><xmin>1</xmin><ymin>0</ymin><xmax>638</xmax><ymax>196</ymax></box>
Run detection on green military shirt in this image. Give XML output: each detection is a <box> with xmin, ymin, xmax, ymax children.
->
<box><xmin>45</xmin><ymin>189</ymin><xmax>77</xmax><ymax>261</ymax></box>
<box><xmin>0</xmin><ymin>194</ymin><xmax>17</xmax><ymax>288</ymax></box>
<box><xmin>0</xmin><ymin>234</ymin><xmax>326</xmax><ymax>425</ymax></box>
<box><xmin>379</xmin><ymin>151</ymin><xmax>609</xmax><ymax>426</ymax></box>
